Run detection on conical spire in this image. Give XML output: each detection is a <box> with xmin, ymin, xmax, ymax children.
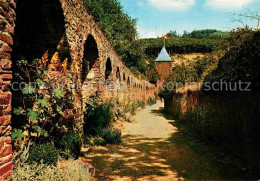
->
<box><xmin>155</xmin><ymin>46</ymin><xmax>173</xmax><ymax>62</ymax></box>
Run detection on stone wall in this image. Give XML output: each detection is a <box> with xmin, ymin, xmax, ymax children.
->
<box><xmin>59</xmin><ymin>0</ymin><xmax>156</xmax><ymax>104</ymax></box>
<box><xmin>0</xmin><ymin>0</ymin><xmax>157</xmax><ymax>178</ymax></box>
<box><xmin>0</xmin><ymin>0</ymin><xmax>16</xmax><ymax>179</ymax></box>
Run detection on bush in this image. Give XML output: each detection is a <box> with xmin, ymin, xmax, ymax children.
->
<box><xmin>147</xmin><ymin>97</ymin><xmax>156</xmax><ymax>106</ymax></box>
<box><xmin>13</xmin><ymin>159</ymin><xmax>92</xmax><ymax>181</ymax></box>
<box><xmin>58</xmin><ymin>132</ymin><xmax>82</xmax><ymax>159</ymax></box>
<box><xmin>84</xmin><ymin>100</ymin><xmax>114</xmax><ymax>135</ymax></box>
<box><xmin>100</xmin><ymin>128</ymin><xmax>122</xmax><ymax>145</ymax></box>
<box><xmin>28</xmin><ymin>143</ymin><xmax>59</xmax><ymax>165</ymax></box>
<box><xmin>84</xmin><ymin>136</ymin><xmax>93</xmax><ymax>146</ymax></box>
<box><xmin>137</xmin><ymin>101</ymin><xmax>145</xmax><ymax>108</ymax></box>
<box><xmin>92</xmin><ymin>137</ymin><xmax>106</xmax><ymax>146</ymax></box>
<box><xmin>130</xmin><ymin>103</ymin><xmax>138</xmax><ymax>115</ymax></box>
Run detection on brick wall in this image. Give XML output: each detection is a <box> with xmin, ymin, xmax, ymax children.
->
<box><xmin>0</xmin><ymin>0</ymin><xmax>16</xmax><ymax>179</ymax></box>
<box><xmin>155</xmin><ymin>62</ymin><xmax>173</xmax><ymax>90</ymax></box>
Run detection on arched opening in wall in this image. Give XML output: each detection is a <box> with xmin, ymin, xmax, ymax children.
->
<box><xmin>105</xmin><ymin>58</ymin><xmax>112</xmax><ymax>81</ymax></box>
<box><xmin>12</xmin><ymin>0</ymin><xmax>72</xmax><ymax>131</ymax></box>
<box><xmin>127</xmin><ymin>77</ymin><xmax>130</xmax><ymax>86</ymax></box>
<box><xmin>13</xmin><ymin>0</ymin><xmax>70</xmax><ymax>63</ymax></box>
<box><xmin>82</xmin><ymin>35</ymin><xmax>99</xmax><ymax>83</ymax></box>
<box><xmin>123</xmin><ymin>73</ymin><xmax>126</xmax><ymax>81</ymax></box>
<box><xmin>116</xmin><ymin>67</ymin><xmax>121</xmax><ymax>81</ymax></box>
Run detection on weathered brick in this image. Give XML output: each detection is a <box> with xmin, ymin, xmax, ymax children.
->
<box><xmin>0</xmin><ymin>93</ymin><xmax>11</xmax><ymax>105</ymax></box>
<box><xmin>0</xmin><ymin>154</ymin><xmax>12</xmax><ymax>165</ymax></box>
<box><xmin>0</xmin><ymin>59</ymin><xmax>11</xmax><ymax>70</ymax></box>
<box><xmin>0</xmin><ymin>136</ymin><xmax>11</xmax><ymax>147</ymax></box>
<box><xmin>0</xmin><ymin>144</ymin><xmax>12</xmax><ymax>158</ymax></box>
<box><xmin>0</xmin><ymin>2</ymin><xmax>9</xmax><ymax>11</ymax></box>
<box><xmin>0</xmin><ymin>162</ymin><xmax>12</xmax><ymax>177</ymax></box>
<box><xmin>0</xmin><ymin>43</ymin><xmax>12</xmax><ymax>53</ymax></box>
<box><xmin>0</xmin><ymin>125</ymin><xmax>11</xmax><ymax>137</ymax></box>
<box><xmin>0</xmin><ymin>33</ymin><xmax>13</xmax><ymax>46</ymax></box>
<box><xmin>0</xmin><ymin>74</ymin><xmax>12</xmax><ymax>80</ymax></box>
<box><xmin>0</xmin><ymin>19</ymin><xmax>7</xmax><ymax>30</ymax></box>
<box><xmin>0</xmin><ymin>115</ymin><xmax>11</xmax><ymax>127</ymax></box>
<box><xmin>0</xmin><ymin>169</ymin><xmax>12</xmax><ymax>180</ymax></box>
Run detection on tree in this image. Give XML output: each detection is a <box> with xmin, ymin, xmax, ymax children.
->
<box><xmin>167</xmin><ymin>30</ymin><xmax>178</xmax><ymax>37</ymax></box>
<box><xmin>83</xmin><ymin>0</ymin><xmax>137</xmax><ymax>55</ymax></box>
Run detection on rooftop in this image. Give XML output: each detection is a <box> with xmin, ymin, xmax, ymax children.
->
<box><xmin>155</xmin><ymin>46</ymin><xmax>173</xmax><ymax>62</ymax></box>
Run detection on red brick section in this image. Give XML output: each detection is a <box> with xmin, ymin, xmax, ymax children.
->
<box><xmin>155</xmin><ymin>62</ymin><xmax>173</xmax><ymax>90</ymax></box>
<box><xmin>0</xmin><ymin>0</ymin><xmax>16</xmax><ymax>180</ymax></box>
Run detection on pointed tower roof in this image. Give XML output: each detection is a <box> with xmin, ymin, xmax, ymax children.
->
<box><xmin>155</xmin><ymin>46</ymin><xmax>173</xmax><ymax>62</ymax></box>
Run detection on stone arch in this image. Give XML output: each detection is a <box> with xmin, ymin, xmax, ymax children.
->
<box><xmin>123</xmin><ymin>73</ymin><xmax>126</xmax><ymax>81</ymax></box>
<box><xmin>82</xmin><ymin>34</ymin><xmax>99</xmax><ymax>83</ymax></box>
<box><xmin>127</xmin><ymin>77</ymin><xmax>130</xmax><ymax>86</ymax></box>
<box><xmin>116</xmin><ymin>67</ymin><xmax>121</xmax><ymax>81</ymax></box>
<box><xmin>12</xmin><ymin>0</ymin><xmax>71</xmax><ymax>130</ymax></box>
<box><xmin>13</xmin><ymin>0</ymin><xmax>69</xmax><ymax>62</ymax></box>
<box><xmin>105</xmin><ymin>58</ymin><xmax>112</xmax><ymax>81</ymax></box>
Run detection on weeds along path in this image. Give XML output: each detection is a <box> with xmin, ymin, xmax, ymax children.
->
<box><xmin>82</xmin><ymin>102</ymin><xmax>222</xmax><ymax>180</ymax></box>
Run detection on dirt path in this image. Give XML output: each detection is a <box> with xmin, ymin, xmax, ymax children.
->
<box><xmin>82</xmin><ymin>102</ymin><xmax>222</xmax><ymax>181</ymax></box>
<box><xmin>123</xmin><ymin>102</ymin><xmax>177</xmax><ymax>139</ymax></box>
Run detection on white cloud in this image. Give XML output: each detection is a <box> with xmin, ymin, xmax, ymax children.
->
<box><xmin>137</xmin><ymin>26</ymin><xmax>161</xmax><ymax>38</ymax></box>
<box><xmin>148</xmin><ymin>0</ymin><xmax>195</xmax><ymax>10</ymax></box>
<box><xmin>204</xmin><ymin>0</ymin><xmax>254</xmax><ymax>9</ymax></box>
<box><xmin>142</xmin><ymin>32</ymin><xmax>158</xmax><ymax>38</ymax></box>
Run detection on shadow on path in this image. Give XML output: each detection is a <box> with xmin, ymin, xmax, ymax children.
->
<box><xmin>81</xmin><ymin>102</ymin><xmax>223</xmax><ymax>180</ymax></box>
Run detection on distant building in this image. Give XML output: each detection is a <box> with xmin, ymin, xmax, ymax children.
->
<box><xmin>155</xmin><ymin>46</ymin><xmax>173</xmax><ymax>90</ymax></box>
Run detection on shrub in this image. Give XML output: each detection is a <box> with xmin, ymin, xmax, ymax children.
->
<box><xmin>28</xmin><ymin>143</ymin><xmax>59</xmax><ymax>165</ymax></box>
<box><xmin>84</xmin><ymin>136</ymin><xmax>93</xmax><ymax>146</ymax></box>
<box><xmin>137</xmin><ymin>101</ymin><xmax>145</xmax><ymax>108</ymax></box>
<box><xmin>84</xmin><ymin>100</ymin><xmax>114</xmax><ymax>135</ymax></box>
<box><xmin>147</xmin><ymin>97</ymin><xmax>156</xmax><ymax>106</ymax></box>
<box><xmin>58</xmin><ymin>132</ymin><xmax>82</xmax><ymax>159</ymax></box>
<box><xmin>13</xmin><ymin>159</ymin><xmax>92</xmax><ymax>181</ymax></box>
<box><xmin>92</xmin><ymin>137</ymin><xmax>106</xmax><ymax>146</ymax></box>
<box><xmin>100</xmin><ymin>128</ymin><xmax>122</xmax><ymax>145</ymax></box>
<box><xmin>130</xmin><ymin>103</ymin><xmax>138</xmax><ymax>115</ymax></box>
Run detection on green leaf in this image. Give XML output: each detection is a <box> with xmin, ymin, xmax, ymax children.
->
<box><xmin>22</xmin><ymin>85</ymin><xmax>36</xmax><ymax>94</ymax></box>
<box><xmin>38</xmin><ymin>98</ymin><xmax>49</xmax><ymax>108</ymax></box>
<box><xmin>13</xmin><ymin>107</ymin><xmax>24</xmax><ymax>115</ymax></box>
<box><xmin>68</xmin><ymin>73</ymin><xmax>73</xmax><ymax>80</ymax></box>
<box><xmin>33</xmin><ymin>126</ymin><xmax>48</xmax><ymax>137</ymax></box>
<box><xmin>53</xmin><ymin>88</ymin><xmax>65</xmax><ymax>99</ymax></box>
<box><xmin>11</xmin><ymin>129</ymin><xmax>25</xmax><ymax>140</ymax></box>
<box><xmin>57</xmin><ymin>106</ymin><xmax>65</xmax><ymax>116</ymax></box>
<box><xmin>36</xmin><ymin>79</ymin><xmax>45</xmax><ymax>87</ymax></box>
<box><xmin>27</xmin><ymin>109</ymin><xmax>38</xmax><ymax>121</ymax></box>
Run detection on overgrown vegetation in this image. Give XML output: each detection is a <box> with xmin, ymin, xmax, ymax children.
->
<box><xmin>58</xmin><ymin>133</ymin><xmax>82</xmax><ymax>159</ymax></box>
<box><xmin>12</xmin><ymin>52</ymin><xmax>74</xmax><ymax>145</ymax></box>
<box><xmin>204</xmin><ymin>28</ymin><xmax>260</xmax><ymax>88</ymax></box>
<box><xmin>162</xmin><ymin>28</ymin><xmax>260</xmax><ymax>179</ymax></box>
<box><xmin>13</xmin><ymin>143</ymin><xmax>91</xmax><ymax>181</ymax></box>
<box><xmin>28</xmin><ymin>143</ymin><xmax>59</xmax><ymax>166</ymax></box>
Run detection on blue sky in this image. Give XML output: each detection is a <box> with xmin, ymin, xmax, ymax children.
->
<box><xmin>119</xmin><ymin>0</ymin><xmax>260</xmax><ymax>38</ymax></box>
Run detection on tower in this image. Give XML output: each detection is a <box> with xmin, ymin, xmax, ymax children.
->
<box><xmin>155</xmin><ymin>46</ymin><xmax>173</xmax><ymax>89</ymax></box>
